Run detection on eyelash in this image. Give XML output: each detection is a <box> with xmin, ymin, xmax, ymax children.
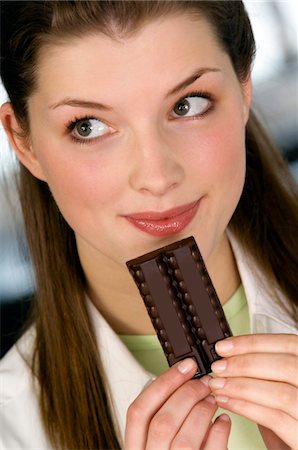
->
<box><xmin>65</xmin><ymin>90</ymin><xmax>213</xmax><ymax>145</ymax></box>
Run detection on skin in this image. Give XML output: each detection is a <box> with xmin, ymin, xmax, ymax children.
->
<box><xmin>211</xmin><ymin>334</ymin><xmax>298</xmax><ymax>450</ymax></box>
<box><xmin>1</xmin><ymin>13</ymin><xmax>297</xmax><ymax>450</ymax></box>
<box><xmin>125</xmin><ymin>360</ymin><xmax>231</xmax><ymax>449</ymax></box>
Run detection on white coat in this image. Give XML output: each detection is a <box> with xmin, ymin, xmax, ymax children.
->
<box><xmin>0</xmin><ymin>236</ymin><xmax>297</xmax><ymax>449</ymax></box>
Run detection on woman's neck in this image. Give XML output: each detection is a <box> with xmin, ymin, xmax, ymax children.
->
<box><xmin>82</xmin><ymin>233</ymin><xmax>240</xmax><ymax>335</ymax></box>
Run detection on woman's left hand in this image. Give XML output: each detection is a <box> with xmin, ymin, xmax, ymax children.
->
<box><xmin>209</xmin><ymin>334</ymin><xmax>298</xmax><ymax>449</ymax></box>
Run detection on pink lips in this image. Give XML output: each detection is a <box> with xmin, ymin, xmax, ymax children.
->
<box><xmin>124</xmin><ymin>200</ymin><xmax>200</xmax><ymax>237</ymax></box>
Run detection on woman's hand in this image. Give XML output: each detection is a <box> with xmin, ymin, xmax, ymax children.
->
<box><xmin>209</xmin><ymin>334</ymin><xmax>298</xmax><ymax>449</ymax></box>
<box><xmin>125</xmin><ymin>358</ymin><xmax>231</xmax><ymax>449</ymax></box>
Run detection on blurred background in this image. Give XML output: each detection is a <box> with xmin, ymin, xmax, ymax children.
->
<box><xmin>1</xmin><ymin>0</ymin><xmax>297</xmax><ymax>357</ymax></box>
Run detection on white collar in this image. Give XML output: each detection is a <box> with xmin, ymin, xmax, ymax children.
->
<box><xmin>228</xmin><ymin>232</ymin><xmax>297</xmax><ymax>332</ymax></box>
<box><xmin>86</xmin><ymin>299</ymin><xmax>153</xmax><ymax>441</ymax></box>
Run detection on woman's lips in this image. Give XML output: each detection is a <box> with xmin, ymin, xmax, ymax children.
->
<box><xmin>124</xmin><ymin>199</ymin><xmax>200</xmax><ymax>237</ymax></box>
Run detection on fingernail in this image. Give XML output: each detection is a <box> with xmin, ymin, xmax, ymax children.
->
<box><xmin>205</xmin><ymin>395</ymin><xmax>216</xmax><ymax>404</ymax></box>
<box><xmin>177</xmin><ymin>358</ymin><xmax>196</xmax><ymax>374</ymax></box>
<box><xmin>211</xmin><ymin>359</ymin><xmax>227</xmax><ymax>373</ymax></box>
<box><xmin>215</xmin><ymin>395</ymin><xmax>229</xmax><ymax>404</ymax></box>
<box><xmin>209</xmin><ymin>378</ymin><xmax>226</xmax><ymax>389</ymax></box>
<box><xmin>200</xmin><ymin>375</ymin><xmax>212</xmax><ymax>386</ymax></box>
<box><xmin>218</xmin><ymin>413</ymin><xmax>231</xmax><ymax>422</ymax></box>
<box><xmin>216</xmin><ymin>339</ymin><xmax>234</xmax><ymax>354</ymax></box>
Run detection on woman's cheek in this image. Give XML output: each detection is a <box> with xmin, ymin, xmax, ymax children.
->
<box><xmin>207</xmin><ymin>105</ymin><xmax>246</xmax><ymax>173</ymax></box>
<box><xmin>35</xmin><ymin>144</ymin><xmax>123</xmax><ymax>225</ymax></box>
<box><xmin>185</xmin><ymin>121</ymin><xmax>245</xmax><ymax>183</ymax></box>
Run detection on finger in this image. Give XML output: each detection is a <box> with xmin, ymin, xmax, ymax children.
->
<box><xmin>211</xmin><ymin>354</ymin><xmax>298</xmax><ymax>386</ymax></box>
<box><xmin>146</xmin><ymin>381</ymin><xmax>213</xmax><ymax>449</ymax></box>
<box><xmin>125</xmin><ymin>358</ymin><xmax>208</xmax><ymax>449</ymax></box>
<box><xmin>199</xmin><ymin>420</ymin><xmax>213</xmax><ymax>448</ymax></box>
<box><xmin>209</xmin><ymin>377</ymin><xmax>298</xmax><ymax>419</ymax></box>
<box><xmin>258</xmin><ymin>425</ymin><xmax>292</xmax><ymax>450</ymax></box>
<box><xmin>168</xmin><ymin>396</ymin><xmax>217</xmax><ymax>449</ymax></box>
<box><xmin>215</xmin><ymin>334</ymin><xmax>298</xmax><ymax>357</ymax></box>
<box><xmin>203</xmin><ymin>414</ymin><xmax>231</xmax><ymax>450</ymax></box>
<box><xmin>214</xmin><ymin>397</ymin><xmax>297</xmax><ymax>449</ymax></box>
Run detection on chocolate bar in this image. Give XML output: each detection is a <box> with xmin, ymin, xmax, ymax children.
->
<box><xmin>126</xmin><ymin>236</ymin><xmax>232</xmax><ymax>378</ymax></box>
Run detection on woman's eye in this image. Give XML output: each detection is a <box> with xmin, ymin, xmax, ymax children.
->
<box><xmin>172</xmin><ymin>95</ymin><xmax>211</xmax><ymax>118</ymax></box>
<box><xmin>71</xmin><ymin>118</ymin><xmax>109</xmax><ymax>140</ymax></box>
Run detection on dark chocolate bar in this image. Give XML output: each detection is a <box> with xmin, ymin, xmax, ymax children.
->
<box><xmin>126</xmin><ymin>236</ymin><xmax>232</xmax><ymax>378</ymax></box>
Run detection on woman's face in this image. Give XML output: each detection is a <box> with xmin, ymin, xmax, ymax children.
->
<box><xmin>21</xmin><ymin>14</ymin><xmax>251</xmax><ymax>268</ymax></box>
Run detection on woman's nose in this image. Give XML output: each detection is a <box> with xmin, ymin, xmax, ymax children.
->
<box><xmin>128</xmin><ymin>130</ymin><xmax>184</xmax><ymax>197</ymax></box>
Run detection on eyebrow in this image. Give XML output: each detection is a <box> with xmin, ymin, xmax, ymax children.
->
<box><xmin>49</xmin><ymin>67</ymin><xmax>220</xmax><ymax>111</ymax></box>
<box><xmin>49</xmin><ymin>98</ymin><xmax>113</xmax><ymax>111</ymax></box>
<box><xmin>166</xmin><ymin>67</ymin><xmax>220</xmax><ymax>97</ymax></box>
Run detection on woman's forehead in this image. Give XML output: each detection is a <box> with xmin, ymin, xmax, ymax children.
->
<box><xmin>34</xmin><ymin>15</ymin><xmax>227</xmax><ymax>100</ymax></box>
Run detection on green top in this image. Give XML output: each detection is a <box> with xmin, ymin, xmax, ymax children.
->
<box><xmin>119</xmin><ymin>285</ymin><xmax>266</xmax><ymax>449</ymax></box>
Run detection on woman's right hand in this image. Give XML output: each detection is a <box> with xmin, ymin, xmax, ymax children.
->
<box><xmin>125</xmin><ymin>358</ymin><xmax>231</xmax><ymax>449</ymax></box>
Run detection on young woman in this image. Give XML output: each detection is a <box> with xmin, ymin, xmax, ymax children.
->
<box><xmin>0</xmin><ymin>1</ymin><xmax>297</xmax><ymax>449</ymax></box>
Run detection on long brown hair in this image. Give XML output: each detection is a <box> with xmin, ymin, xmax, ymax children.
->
<box><xmin>1</xmin><ymin>2</ymin><xmax>297</xmax><ymax>449</ymax></box>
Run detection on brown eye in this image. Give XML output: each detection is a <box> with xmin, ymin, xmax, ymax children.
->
<box><xmin>172</xmin><ymin>96</ymin><xmax>211</xmax><ymax>118</ymax></box>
